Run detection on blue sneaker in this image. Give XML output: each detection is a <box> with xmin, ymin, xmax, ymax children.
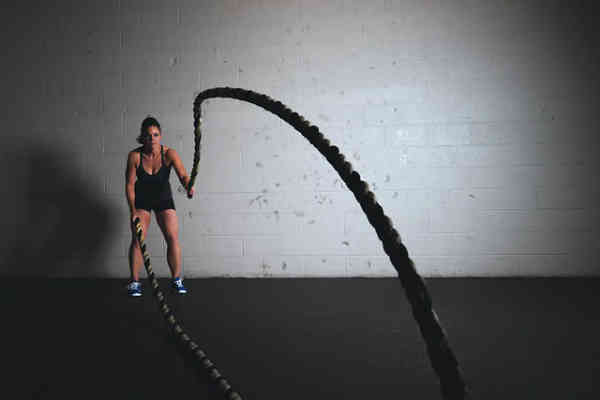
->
<box><xmin>172</xmin><ymin>277</ymin><xmax>187</xmax><ymax>294</ymax></box>
<box><xmin>127</xmin><ymin>281</ymin><xmax>142</xmax><ymax>297</ymax></box>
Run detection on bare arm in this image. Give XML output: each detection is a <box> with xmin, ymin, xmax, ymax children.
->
<box><xmin>168</xmin><ymin>148</ymin><xmax>193</xmax><ymax>190</ymax></box>
<box><xmin>125</xmin><ymin>151</ymin><xmax>137</xmax><ymax>214</ymax></box>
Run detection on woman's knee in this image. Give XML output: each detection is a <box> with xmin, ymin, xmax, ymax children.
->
<box><xmin>165</xmin><ymin>233</ymin><xmax>179</xmax><ymax>246</ymax></box>
<box><xmin>130</xmin><ymin>224</ymin><xmax>149</xmax><ymax>246</ymax></box>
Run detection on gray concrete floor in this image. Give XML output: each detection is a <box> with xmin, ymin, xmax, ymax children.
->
<box><xmin>3</xmin><ymin>278</ymin><xmax>599</xmax><ymax>399</ymax></box>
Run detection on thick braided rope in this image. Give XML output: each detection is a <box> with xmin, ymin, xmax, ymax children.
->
<box><xmin>190</xmin><ymin>87</ymin><xmax>470</xmax><ymax>399</ymax></box>
<box><xmin>133</xmin><ymin>218</ymin><xmax>243</xmax><ymax>400</ymax></box>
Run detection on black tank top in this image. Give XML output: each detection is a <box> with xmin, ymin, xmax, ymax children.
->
<box><xmin>135</xmin><ymin>145</ymin><xmax>173</xmax><ymax>201</ymax></box>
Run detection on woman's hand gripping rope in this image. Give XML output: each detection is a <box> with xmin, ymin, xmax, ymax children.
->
<box><xmin>186</xmin><ymin>183</ymin><xmax>195</xmax><ymax>199</ymax></box>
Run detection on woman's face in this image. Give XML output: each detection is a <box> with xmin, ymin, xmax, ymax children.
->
<box><xmin>145</xmin><ymin>126</ymin><xmax>161</xmax><ymax>146</ymax></box>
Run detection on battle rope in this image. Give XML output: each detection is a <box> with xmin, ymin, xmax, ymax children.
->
<box><xmin>133</xmin><ymin>217</ymin><xmax>242</xmax><ymax>399</ymax></box>
<box><xmin>135</xmin><ymin>87</ymin><xmax>470</xmax><ymax>400</ymax></box>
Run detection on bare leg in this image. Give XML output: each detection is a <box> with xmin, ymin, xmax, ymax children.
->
<box><xmin>155</xmin><ymin>209</ymin><xmax>182</xmax><ymax>278</ymax></box>
<box><xmin>128</xmin><ymin>209</ymin><xmax>152</xmax><ymax>281</ymax></box>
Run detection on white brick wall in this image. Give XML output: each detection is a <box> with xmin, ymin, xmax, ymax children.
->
<box><xmin>2</xmin><ymin>0</ymin><xmax>598</xmax><ymax>277</ymax></box>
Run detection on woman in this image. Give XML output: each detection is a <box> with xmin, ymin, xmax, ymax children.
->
<box><xmin>125</xmin><ymin>116</ymin><xmax>195</xmax><ymax>297</ymax></box>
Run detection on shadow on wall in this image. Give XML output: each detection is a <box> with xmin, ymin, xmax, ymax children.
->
<box><xmin>1</xmin><ymin>135</ymin><xmax>118</xmax><ymax>277</ymax></box>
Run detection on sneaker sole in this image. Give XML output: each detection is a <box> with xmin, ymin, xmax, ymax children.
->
<box><xmin>129</xmin><ymin>293</ymin><xmax>142</xmax><ymax>297</ymax></box>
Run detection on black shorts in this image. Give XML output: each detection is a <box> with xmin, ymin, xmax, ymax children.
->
<box><xmin>135</xmin><ymin>196</ymin><xmax>176</xmax><ymax>212</ymax></box>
